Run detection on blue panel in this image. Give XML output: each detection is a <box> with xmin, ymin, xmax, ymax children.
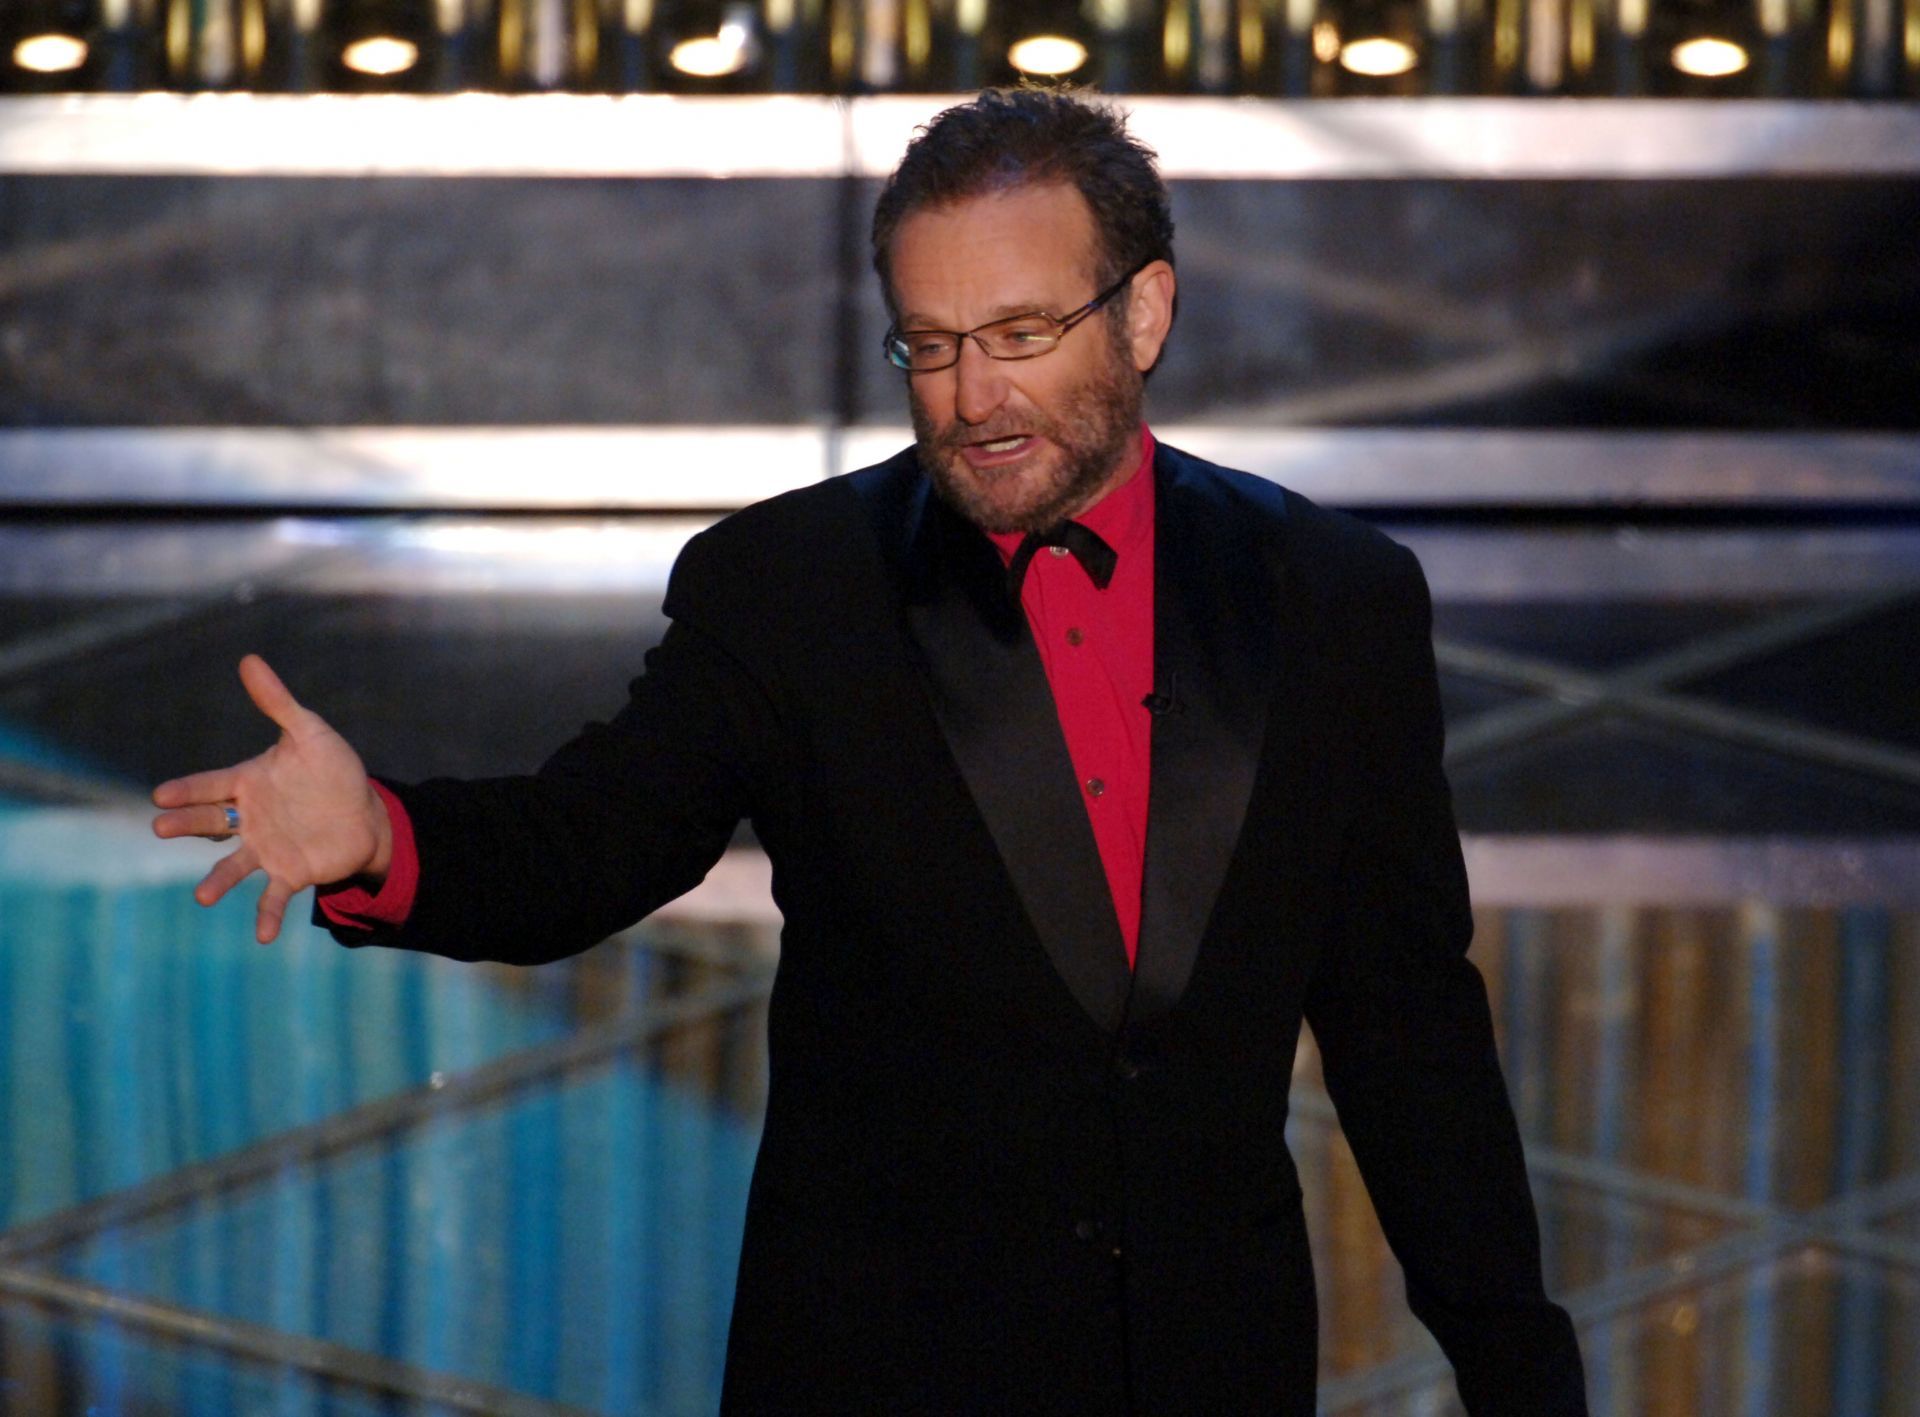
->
<box><xmin>43</xmin><ymin>1049</ymin><xmax>761</xmax><ymax>1414</ymax></box>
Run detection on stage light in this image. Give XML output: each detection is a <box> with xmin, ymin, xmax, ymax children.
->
<box><xmin>1671</xmin><ymin>36</ymin><xmax>1747</xmax><ymax>76</ymax></box>
<box><xmin>13</xmin><ymin>33</ymin><xmax>89</xmax><ymax>72</ymax></box>
<box><xmin>1340</xmin><ymin>35</ymin><xmax>1418</xmax><ymax>74</ymax></box>
<box><xmin>1008</xmin><ymin>34</ymin><xmax>1087</xmax><ymax>74</ymax></box>
<box><xmin>671</xmin><ymin>18</ymin><xmax>753</xmax><ymax>76</ymax></box>
<box><xmin>342</xmin><ymin>35</ymin><xmax>419</xmax><ymax>75</ymax></box>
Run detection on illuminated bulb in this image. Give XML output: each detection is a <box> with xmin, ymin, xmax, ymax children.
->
<box><xmin>1671</xmin><ymin>36</ymin><xmax>1747</xmax><ymax>76</ymax></box>
<box><xmin>1008</xmin><ymin>35</ymin><xmax>1088</xmax><ymax>74</ymax></box>
<box><xmin>342</xmin><ymin>36</ymin><xmax>419</xmax><ymax>75</ymax></box>
<box><xmin>671</xmin><ymin>20</ymin><xmax>752</xmax><ymax>76</ymax></box>
<box><xmin>1339</xmin><ymin>36</ymin><xmax>1418</xmax><ymax>74</ymax></box>
<box><xmin>13</xmin><ymin>33</ymin><xmax>89</xmax><ymax>73</ymax></box>
<box><xmin>1311</xmin><ymin>20</ymin><xmax>1342</xmax><ymax>63</ymax></box>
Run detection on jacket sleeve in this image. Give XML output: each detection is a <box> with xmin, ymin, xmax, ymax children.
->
<box><xmin>1300</xmin><ymin>543</ymin><xmax>1587</xmax><ymax>1415</ymax></box>
<box><xmin>311</xmin><ymin>524</ymin><xmax>788</xmax><ymax>966</ymax></box>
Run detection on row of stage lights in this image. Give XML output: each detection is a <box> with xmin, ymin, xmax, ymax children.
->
<box><xmin>5</xmin><ymin>0</ymin><xmax>1917</xmax><ymax>97</ymax></box>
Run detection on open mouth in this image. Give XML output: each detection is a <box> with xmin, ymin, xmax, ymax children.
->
<box><xmin>961</xmin><ymin>434</ymin><xmax>1039</xmax><ymax>467</ymax></box>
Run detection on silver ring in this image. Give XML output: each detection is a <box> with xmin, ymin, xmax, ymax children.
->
<box><xmin>223</xmin><ymin>804</ymin><xmax>241</xmax><ymax>833</ymax></box>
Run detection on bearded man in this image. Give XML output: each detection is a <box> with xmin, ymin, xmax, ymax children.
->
<box><xmin>155</xmin><ymin>87</ymin><xmax>1588</xmax><ymax>1414</ymax></box>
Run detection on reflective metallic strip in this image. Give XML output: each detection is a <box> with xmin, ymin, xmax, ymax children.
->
<box><xmin>0</xmin><ymin>518</ymin><xmax>700</xmax><ymax>595</ymax></box>
<box><xmin>5</xmin><ymin>95</ymin><xmax>1920</xmax><ymax>178</ymax></box>
<box><xmin>1399</xmin><ymin>526</ymin><xmax>1920</xmax><ymax>600</ymax></box>
<box><xmin>1460</xmin><ymin>836</ymin><xmax>1920</xmax><ymax>906</ymax></box>
<box><xmin>846</xmin><ymin>426</ymin><xmax>1920</xmax><ymax>506</ymax></box>
<box><xmin>850</xmin><ymin>96</ymin><xmax>1920</xmax><ymax>179</ymax></box>
<box><xmin>0</xmin><ymin>425</ymin><xmax>830</xmax><ymax>508</ymax></box>
<box><xmin>0</xmin><ymin>93</ymin><xmax>848</xmax><ymax>177</ymax></box>
<box><xmin>6</xmin><ymin>426</ymin><xmax>1919</xmax><ymax>511</ymax></box>
<box><xmin>0</xmin><ymin>520</ymin><xmax>1916</xmax><ymax>603</ymax></box>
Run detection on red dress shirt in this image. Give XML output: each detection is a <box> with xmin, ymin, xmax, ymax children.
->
<box><xmin>986</xmin><ymin>428</ymin><xmax>1155</xmax><ymax>965</ymax></box>
<box><xmin>320</xmin><ymin>428</ymin><xmax>1160</xmax><ymax>968</ymax></box>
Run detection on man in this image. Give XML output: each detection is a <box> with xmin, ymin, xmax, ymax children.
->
<box><xmin>155</xmin><ymin>88</ymin><xmax>1586</xmax><ymax>1413</ymax></box>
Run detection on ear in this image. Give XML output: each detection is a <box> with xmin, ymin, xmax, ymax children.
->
<box><xmin>1125</xmin><ymin>260</ymin><xmax>1176</xmax><ymax>374</ymax></box>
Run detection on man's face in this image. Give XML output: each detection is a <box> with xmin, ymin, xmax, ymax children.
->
<box><xmin>888</xmin><ymin>182</ymin><xmax>1147</xmax><ymax>536</ymax></box>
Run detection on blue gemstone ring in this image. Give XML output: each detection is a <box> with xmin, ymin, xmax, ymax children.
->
<box><xmin>223</xmin><ymin>805</ymin><xmax>241</xmax><ymax>834</ymax></box>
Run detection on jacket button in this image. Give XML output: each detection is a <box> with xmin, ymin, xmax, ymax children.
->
<box><xmin>1113</xmin><ymin>1054</ymin><xmax>1141</xmax><ymax>1081</ymax></box>
<box><xmin>1074</xmin><ymin>1219</ymin><xmax>1100</xmax><ymax>1242</ymax></box>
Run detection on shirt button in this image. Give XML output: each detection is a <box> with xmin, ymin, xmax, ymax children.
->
<box><xmin>1066</xmin><ymin>627</ymin><xmax>1084</xmax><ymax>646</ymax></box>
<box><xmin>1050</xmin><ymin>545</ymin><xmax>1071</xmax><ymax>558</ymax></box>
<box><xmin>1086</xmin><ymin>778</ymin><xmax>1105</xmax><ymax>798</ymax></box>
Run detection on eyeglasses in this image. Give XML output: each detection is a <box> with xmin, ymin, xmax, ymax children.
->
<box><xmin>882</xmin><ymin>260</ymin><xmax>1147</xmax><ymax>373</ymax></box>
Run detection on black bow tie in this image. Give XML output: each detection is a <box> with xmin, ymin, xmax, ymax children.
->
<box><xmin>1006</xmin><ymin>521</ymin><xmax>1118</xmax><ymax>603</ymax></box>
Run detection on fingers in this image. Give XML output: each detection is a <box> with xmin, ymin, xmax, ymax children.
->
<box><xmin>256</xmin><ymin>878</ymin><xmax>295</xmax><ymax>945</ymax></box>
<box><xmin>153</xmin><ymin>803</ymin><xmax>242</xmax><ymax>840</ymax></box>
<box><xmin>193</xmin><ymin>844</ymin><xmax>258</xmax><ymax>907</ymax></box>
<box><xmin>238</xmin><ymin>654</ymin><xmax>316</xmax><ymax>736</ymax></box>
<box><xmin>153</xmin><ymin>767</ymin><xmax>241</xmax><ymax>810</ymax></box>
<box><xmin>190</xmin><ymin>848</ymin><xmax>296</xmax><ymax>947</ymax></box>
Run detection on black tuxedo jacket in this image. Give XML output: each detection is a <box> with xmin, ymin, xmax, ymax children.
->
<box><xmin>330</xmin><ymin>443</ymin><xmax>1587</xmax><ymax>1414</ymax></box>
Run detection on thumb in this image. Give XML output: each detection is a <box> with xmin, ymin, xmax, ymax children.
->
<box><xmin>238</xmin><ymin>654</ymin><xmax>314</xmax><ymax>736</ymax></box>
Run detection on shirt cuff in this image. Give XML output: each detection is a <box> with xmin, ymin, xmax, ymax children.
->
<box><xmin>314</xmin><ymin>780</ymin><xmax>419</xmax><ymax>929</ymax></box>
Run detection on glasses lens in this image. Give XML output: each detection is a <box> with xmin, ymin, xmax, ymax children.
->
<box><xmin>976</xmin><ymin>317</ymin><xmax>1060</xmax><ymax>359</ymax></box>
<box><xmin>890</xmin><ymin>332</ymin><xmax>959</xmax><ymax>370</ymax></box>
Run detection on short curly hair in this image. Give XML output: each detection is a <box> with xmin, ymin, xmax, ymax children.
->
<box><xmin>870</xmin><ymin>86</ymin><xmax>1176</xmax><ymax>323</ymax></box>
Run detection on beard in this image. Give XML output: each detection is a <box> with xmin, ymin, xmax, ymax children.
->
<box><xmin>909</xmin><ymin>326</ymin><xmax>1144</xmax><ymax>536</ymax></box>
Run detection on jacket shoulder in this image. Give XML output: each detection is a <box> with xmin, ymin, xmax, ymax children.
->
<box><xmin>666</xmin><ymin>452</ymin><xmax>911</xmax><ymax>597</ymax></box>
<box><xmin>1156</xmin><ymin>441</ymin><xmax>1422</xmax><ymax>605</ymax></box>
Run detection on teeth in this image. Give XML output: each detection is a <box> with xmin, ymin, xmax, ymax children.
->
<box><xmin>981</xmin><ymin>436</ymin><xmax>1026</xmax><ymax>452</ymax></box>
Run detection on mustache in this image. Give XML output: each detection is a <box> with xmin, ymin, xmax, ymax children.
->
<box><xmin>931</xmin><ymin>419</ymin><xmax>1050</xmax><ymax>451</ymax></box>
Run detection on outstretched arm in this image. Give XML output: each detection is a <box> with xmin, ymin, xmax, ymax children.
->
<box><xmin>1301</xmin><ymin>546</ymin><xmax>1587</xmax><ymax>1416</ymax></box>
<box><xmin>154</xmin><ymin>524</ymin><xmax>783</xmax><ymax>967</ymax></box>
<box><xmin>151</xmin><ymin>654</ymin><xmax>392</xmax><ymax>945</ymax></box>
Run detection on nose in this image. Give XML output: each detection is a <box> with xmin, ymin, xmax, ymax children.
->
<box><xmin>951</xmin><ymin>335</ymin><xmax>1008</xmax><ymax>427</ymax></box>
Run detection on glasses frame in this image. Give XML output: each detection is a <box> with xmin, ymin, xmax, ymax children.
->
<box><xmin>882</xmin><ymin>259</ymin><xmax>1150</xmax><ymax>373</ymax></box>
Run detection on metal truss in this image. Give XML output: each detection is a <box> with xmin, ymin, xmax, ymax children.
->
<box><xmin>0</xmin><ymin>963</ymin><xmax>774</xmax><ymax>1414</ymax></box>
<box><xmin>1439</xmin><ymin>584</ymin><xmax>1920</xmax><ymax>787</ymax></box>
<box><xmin>1316</xmin><ymin>1116</ymin><xmax>1920</xmax><ymax>1411</ymax></box>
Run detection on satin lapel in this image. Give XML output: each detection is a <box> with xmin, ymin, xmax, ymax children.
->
<box><xmin>896</xmin><ymin>477</ymin><xmax>1134</xmax><ymax>1035</ymax></box>
<box><xmin>1128</xmin><ymin>446</ymin><xmax>1281</xmax><ymax>1026</ymax></box>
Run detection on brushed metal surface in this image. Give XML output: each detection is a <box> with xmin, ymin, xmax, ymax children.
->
<box><xmin>5</xmin><ymin>426</ymin><xmax>1917</xmax><ymax>509</ymax></box>
<box><xmin>4</xmin><ymin>95</ymin><xmax>1919</xmax><ymax>178</ymax></box>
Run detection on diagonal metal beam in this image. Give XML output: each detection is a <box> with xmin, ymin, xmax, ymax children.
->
<box><xmin>0</xmin><ymin>546</ymin><xmax>351</xmax><ymax>691</ymax></box>
<box><xmin>0</xmin><ymin>1265</ymin><xmax>599</xmax><ymax>1417</ymax></box>
<box><xmin>1438</xmin><ymin>586</ymin><xmax>1920</xmax><ymax>784</ymax></box>
<box><xmin>1629</xmin><ymin>691</ymin><xmax>1920</xmax><ymax>788</ymax></box>
<box><xmin>0</xmin><ymin>597</ymin><xmax>249</xmax><ymax>689</ymax></box>
<box><xmin>0</xmin><ymin>972</ymin><xmax>772</xmax><ymax>1265</ymax></box>
<box><xmin>0</xmin><ymin>756</ymin><xmax>147</xmax><ymax>808</ymax></box>
<box><xmin>1314</xmin><ymin>1161</ymin><xmax>1920</xmax><ymax>1410</ymax></box>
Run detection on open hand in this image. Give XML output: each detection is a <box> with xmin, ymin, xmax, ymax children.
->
<box><xmin>152</xmin><ymin>654</ymin><xmax>392</xmax><ymax>944</ymax></box>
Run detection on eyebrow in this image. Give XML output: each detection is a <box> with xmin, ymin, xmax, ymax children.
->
<box><xmin>898</xmin><ymin>299</ymin><xmax>1057</xmax><ymax>329</ymax></box>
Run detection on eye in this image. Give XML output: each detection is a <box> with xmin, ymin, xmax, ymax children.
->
<box><xmin>1000</xmin><ymin>319</ymin><xmax>1056</xmax><ymax>345</ymax></box>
